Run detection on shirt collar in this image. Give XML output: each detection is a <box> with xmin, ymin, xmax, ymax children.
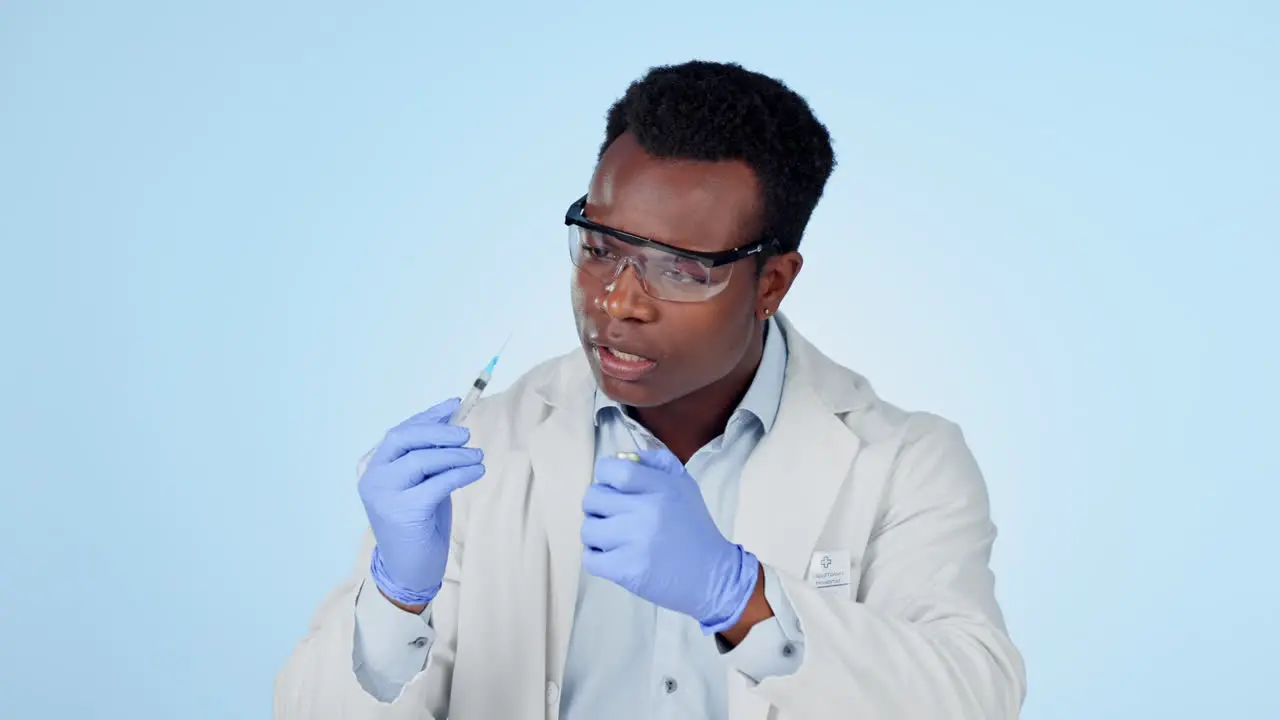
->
<box><xmin>593</xmin><ymin>316</ymin><xmax>788</xmax><ymax>433</ymax></box>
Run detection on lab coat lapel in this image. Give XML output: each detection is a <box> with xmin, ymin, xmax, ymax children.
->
<box><xmin>732</xmin><ymin>318</ymin><xmax>862</xmax><ymax>585</ymax></box>
<box><xmin>528</xmin><ymin>357</ymin><xmax>596</xmax><ymax>686</ymax></box>
<box><xmin>729</xmin><ymin>318</ymin><xmax>863</xmax><ymax>720</ymax></box>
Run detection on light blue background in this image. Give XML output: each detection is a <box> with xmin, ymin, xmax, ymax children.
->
<box><xmin>2</xmin><ymin>2</ymin><xmax>1276</xmax><ymax>718</ymax></box>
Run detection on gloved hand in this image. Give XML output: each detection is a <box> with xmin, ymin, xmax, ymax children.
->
<box><xmin>581</xmin><ymin>448</ymin><xmax>760</xmax><ymax>634</ymax></box>
<box><xmin>358</xmin><ymin>397</ymin><xmax>486</xmax><ymax>607</ymax></box>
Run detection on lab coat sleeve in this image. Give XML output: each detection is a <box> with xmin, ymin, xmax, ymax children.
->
<box><xmin>273</xmin><ymin>524</ymin><xmax>465</xmax><ymax>720</ymax></box>
<box><xmin>718</xmin><ymin>565</ymin><xmax>806</xmax><ymax>681</ymax></box>
<box><xmin>746</xmin><ymin>419</ymin><xmax>1027</xmax><ymax>719</ymax></box>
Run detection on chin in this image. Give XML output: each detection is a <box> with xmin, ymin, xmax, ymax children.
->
<box><xmin>598</xmin><ymin>375</ymin><xmax>654</xmax><ymax>407</ymax></box>
<box><xmin>586</xmin><ymin>358</ymin><xmax>663</xmax><ymax>408</ymax></box>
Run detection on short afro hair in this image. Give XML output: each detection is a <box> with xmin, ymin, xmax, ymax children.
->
<box><xmin>599</xmin><ymin>60</ymin><xmax>836</xmax><ymax>256</ymax></box>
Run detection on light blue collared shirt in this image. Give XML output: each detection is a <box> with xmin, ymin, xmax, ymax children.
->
<box><xmin>350</xmin><ymin>318</ymin><xmax>806</xmax><ymax>716</ymax></box>
<box><xmin>559</xmin><ymin>316</ymin><xmax>804</xmax><ymax>719</ymax></box>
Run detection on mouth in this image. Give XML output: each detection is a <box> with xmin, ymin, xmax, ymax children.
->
<box><xmin>592</xmin><ymin>343</ymin><xmax>659</xmax><ymax>382</ymax></box>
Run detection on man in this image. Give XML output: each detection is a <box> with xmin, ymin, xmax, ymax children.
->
<box><xmin>275</xmin><ymin>60</ymin><xmax>1026</xmax><ymax>719</ymax></box>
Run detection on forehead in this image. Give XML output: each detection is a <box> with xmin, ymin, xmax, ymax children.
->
<box><xmin>587</xmin><ymin>133</ymin><xmax>762</xmax><ymax>254</ymax></box>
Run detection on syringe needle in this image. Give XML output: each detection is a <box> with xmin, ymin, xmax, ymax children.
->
<box><xmin>495</xmin><ymin>331</ymin><xmax>513</xmax><ymax>359</ymax></box>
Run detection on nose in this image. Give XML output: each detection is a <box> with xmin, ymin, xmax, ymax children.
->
<box><xmin>600</xmin><ymin>257</ymin><xmax>657</xmax><ymax>322</ymax></box>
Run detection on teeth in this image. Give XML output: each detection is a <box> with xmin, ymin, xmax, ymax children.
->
<box><xmin>608</xmin><ymin>348</ymin><xmax>647</xmax><ymax>362</ymax></box>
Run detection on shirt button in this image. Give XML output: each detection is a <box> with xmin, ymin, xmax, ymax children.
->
<box><xmin>410</xmin><ymin>637</ymin><xmax>428</xmax><ymax>649</ymax></box>
<box><xmin>662</xmin><ymin>677</ymin><xmax>678</xmax><ymax>694</ymax></box>
<box><xmin>781</xmin><ymin>642</ymin><xmax>796</xmax><ymax>657</ymax></box>
<box><xmin>545</xmin><ymin>681</ymin><xmax>559</xmax><ymax>705</ymax></box>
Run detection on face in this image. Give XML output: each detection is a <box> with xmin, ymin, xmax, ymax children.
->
<box><xmin>570</xmin><ymin>132</ymin><xmax>803</xmax><ymax>409</ymax></box>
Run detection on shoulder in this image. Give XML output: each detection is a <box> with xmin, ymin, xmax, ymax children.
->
<box><xmin>786</xmin><ymin>320</ymin><xmax>980</xmax><ymax>490</ymax></box>
<box><xmin>847</xmin><ymin>387</ymin><xmax>988</xmax><ymax>514</ymax></box>
<box><xmin>842</xmin><ymin>378</ymin><xmax>968</xmax><ymax>459</ymax></box>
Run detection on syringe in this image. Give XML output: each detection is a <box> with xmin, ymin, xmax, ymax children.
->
<box><xmin>449</xmin><ymin>334</ymin><xmax>511</xmax><ymax>425</ymax></box>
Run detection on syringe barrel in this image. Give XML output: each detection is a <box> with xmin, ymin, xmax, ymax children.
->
<box><xmin>449</xmin><ymin>359</ymin><xmax>497</xmax><ymax>426</ymax></box>
<box><xmin>449</xmin><ymin>386</ymin><xmax>483</xmax><ymax>425</ymax></box>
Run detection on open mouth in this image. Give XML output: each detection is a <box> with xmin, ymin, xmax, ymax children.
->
<box><xmin>593</xmin><ymin>344</ymin><xmax>658</xmax><ymax>382</ymax></box>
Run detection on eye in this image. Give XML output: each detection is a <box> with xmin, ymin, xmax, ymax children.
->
<box><xmin>580</xmin><ymin>243</ymin><xmax>615</xmax><ymax>261</ymax></box>
<box><xmin>578</xmin><ymin>231</ymin><xmax>618</xmax><ymax>261</ymax></box>
<box><xmin>660</xmin><ymin>262</ymin><xmax>710</xmax><ymax>284</ymax></box>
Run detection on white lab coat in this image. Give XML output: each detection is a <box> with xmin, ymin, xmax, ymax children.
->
<box><xmin>274</xmin><ymin>315</ymin><xmax>1026</xmax><ymax>719</ymax></box>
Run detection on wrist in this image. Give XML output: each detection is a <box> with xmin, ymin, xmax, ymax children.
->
<box><xmin>716</xmin><ymin>559</ymin><xmax>772</xmax><ymax>647</ymax></box>
<box><xmin>378</xmin><ymin>589</ymin><xmax>428</xmax><ymax>614</ymax></box>
<box><xmin>370</xmin><ymin>545</ymin><xmax>441</xmax><ymax>610</ymax></box>
<box><xmin>699</xmin><ymin>545</ymin><xmax>761</xmax><ymax>635</ymax></box>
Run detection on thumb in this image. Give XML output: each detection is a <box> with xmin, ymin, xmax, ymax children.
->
<box><xmin>635</xmin><ymin>447</ymin><xmax>685</xmax><ymax>476</ymax></box>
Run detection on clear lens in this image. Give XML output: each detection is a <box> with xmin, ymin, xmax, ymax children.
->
<box><xmin>567</xmin><ymin>225</ymin><xmax>733</xmax><ymax>302</ymax></box>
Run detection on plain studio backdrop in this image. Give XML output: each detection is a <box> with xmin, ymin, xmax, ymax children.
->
<box><xmin>1</xmin><ymin>2</ymin><xmax>1276</xmax><ymax>718</ymax></box>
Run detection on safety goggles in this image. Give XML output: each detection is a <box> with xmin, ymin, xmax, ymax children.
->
<box><xmin>564</xmin><ymin>194</ymin><xmax>778</xmax><ymax>302</ymax></box>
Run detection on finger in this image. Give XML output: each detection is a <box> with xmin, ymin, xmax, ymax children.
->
<box><xmin>593</xmin><ymin>455</ymin><xmax>664</xmax><ymax>494</ymax></box>
<box><xmin>582</xmin><ymin>546</ymin><xmax>608</xmax><ymax>578</ymax></box>
<box><xmin>581</xmin><ymin>483</ymin><xmax>635</xmax><ymax>518</ymax></box>
<box><xmin>377</xmin><ymin>447</ymin><xmax>483</xmax><ymax>492</ymax></box>
<box><xmin>400</xmin><ymin>397</ymin><xmax>462</xmax><ymax>426</ymax></box>
<box><xmin>581</xmin><ymin>546</ymin><xmax>634</xmax><ymax>584</ymax></box>
<box><xmin>403</xmin><ymin>462</ymin><xmax>487</xmax><ymax>505</ymax></box>
<box><xmin>580</xmin><ymin>514</ymin><xmax>631</xmax><ymax>552</ymax></box>
<box><xmin>372</xmin><ymin>422</ymin><xmax>471</xmax><ymax>465</ymax></box>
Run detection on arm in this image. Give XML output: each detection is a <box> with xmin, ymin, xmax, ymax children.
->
<box><xmin>274</xmin><ymin>423</ymin><xmax>477</xmax><ymax>720</ymax></box>
<box><xmin>735</xmin><ymin>420</ymin><xmax>1026</xmax><ymax>719</ymax></box>
<box><xmin>351</xmin><ymin>566</ymin><xmax>433</xmax><ymax>702</ymax></box>
<box><xmin>273</xmin><ymin>528</ymin><xmax>465</xmax><ymax>719</ymax></box>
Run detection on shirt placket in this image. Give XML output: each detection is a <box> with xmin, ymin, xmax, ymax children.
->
<box><xmin>667</xmin><ymin>438</ymin><xmax>735</xmax><ymax>718</ymax></box>
<box><xmin>619</xmin><ymin>413</ymin><xmax>751</xmax><ymax>719</ymax></box>
<box><xmin>612</xmin><ymin>418</ymin><xmax>675</xmax><ymax>715</ymax></box>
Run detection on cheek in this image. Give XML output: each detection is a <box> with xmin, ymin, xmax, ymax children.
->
<box><xmin>695</xmin><ymin>290</ymin><xmax>758</xmax><ymax>361</ymax></box>
<box><xmin>672</xmin><ymin>303</ymin><xmax>753</xmax><ymax>362</ymax></box>
<box><xmin>720</xmin><ymin>308</ymin><xmax>757</xmax><ymax>354</ymax></box>
<box><xmin>570</xmin><ymin>276</ymin><xmax>586</xmax><ymax>314</ymax></box>
<box><xmin>570</xmin><ymin>269</ymin><xmax>598</xmax><ymax>328</ymax></box>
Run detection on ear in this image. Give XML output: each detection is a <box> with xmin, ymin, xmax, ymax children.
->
<box><xmin>755</xmin><ymin>251</ymin><xmax>803</xmax><ymax>320</ymax></box>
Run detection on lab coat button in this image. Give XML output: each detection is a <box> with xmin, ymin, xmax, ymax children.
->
<box><xmin>410</xmin><ymin>637</ymin><xmax>428</xmax><ymax>649</ymax></box>
<box><xmin>662</xmin><ymin>677</ymin><xmax>678</xmax><ymax>694</ymax></box>
<box><xmin>781</xmin><ymin>642</ymin><xmax>796</xmax><ymax>657</ymax></box>
<box><xmin>545</xmin><ymin>681</ymin><xmax>559</xmax><ymax>705</ymax></box>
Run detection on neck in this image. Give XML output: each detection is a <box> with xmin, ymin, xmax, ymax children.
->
<box><xmin>631</xmin><ymin>321</ymin><xmax>767</xmax><ymax>463</ymax></box>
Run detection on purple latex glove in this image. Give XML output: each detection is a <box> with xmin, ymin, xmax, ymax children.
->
<box><xmin>358</xmin><ymin>397</ymin><xmax>486</xmax><ymax>606</ymax></box>
<box><xmin>580</xmin><ymin>448</ymin><xmax>760</xmax><ymax>634</ymax></box>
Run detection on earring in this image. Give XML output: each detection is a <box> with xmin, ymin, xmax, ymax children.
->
<box><xmin>763</xmin><ymin>308</ymin><xmax>773</xmax><ymax>317</ymax></box>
